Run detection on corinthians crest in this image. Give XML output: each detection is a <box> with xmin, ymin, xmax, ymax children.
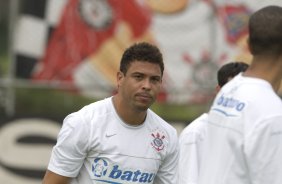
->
<box><xmin>79</xmin><ymin>0</ymin><xmax>113</xmax><ymax>29</ymax></box>
<box><xmin>151</xmin><ymin>131</ymin><xmax>166</xmax><ymax>151</ymax></box>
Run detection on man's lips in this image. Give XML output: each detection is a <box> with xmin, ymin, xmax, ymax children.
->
<box><xmin>136</xmin><ymin>93</ymin><xmax>152</xmax><ymax>100</ymax></box>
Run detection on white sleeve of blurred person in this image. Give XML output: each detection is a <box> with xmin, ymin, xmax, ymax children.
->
<box><xmin>178</xmin><ymin>61</ymin><xmax>249</xmax><ymax>184</ymax></box>
<box><xmin>178</xmin><ymin>113</ymin><xmax>208</xmax><ymax>184</ymax></box>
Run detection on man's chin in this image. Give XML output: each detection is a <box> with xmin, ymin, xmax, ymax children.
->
<box><xmin>134</xmin><ymin>103</ymin><xmax>151</xmax><ymax>111</ymax></box>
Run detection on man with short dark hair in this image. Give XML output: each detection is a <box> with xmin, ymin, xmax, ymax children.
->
<box><xmin>216</xmin><ymin>62</ymin><xmax>249</xmax><ymax>91</ymax></box>
<box><xmin>42</xmin><ymin>42</ymin><xmax>179</xmax><ymax>184</ymax></box>
<box><xmin>198</xmin><ymin>5</ymin><xmax>282</xmax><ymax>184</ymax></box>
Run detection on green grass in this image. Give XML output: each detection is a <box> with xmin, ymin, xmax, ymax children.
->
<box><xmin>0</xmin><ymin>54</ymin><xmax>9</xmax><ymax>76</ymax></box>
<box><xmin>152</xmin><ymin>102</ymin><xmax>208</xmax><ymax>122</ymax></box>
<box><xmin>14</xmin><ymin>88</ymin><xmax>94</xmax><ymax>118</ymax></box>
<box><xmin>1</xmin><ymin>87</ymin><xmax>208</xmax><ymax>122</ymax></box>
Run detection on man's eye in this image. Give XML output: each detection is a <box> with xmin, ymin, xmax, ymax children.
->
<box><xmin>151</xmin><ymin>77</ymin><xmax>161</xmax><ymax>83</ymax></box>
<box><xmin>134</xmin><ymin>75</ymin><xmax>143</xmax><ymax>80</ymax></box>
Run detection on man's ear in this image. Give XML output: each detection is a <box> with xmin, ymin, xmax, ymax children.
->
<box><xmin>215</xmin><ymin>85</ymin><xmax>221</xmax><ymax>94</ymax></box>
<box><xmin>117</xmin><ymin>71</ymin><xmax>123</xmax><ymax>80</ymax></box>
<box><xmin>116</xmin><ymin>71</ymin><xmax>124</xmax><ymax>87</ymax></box>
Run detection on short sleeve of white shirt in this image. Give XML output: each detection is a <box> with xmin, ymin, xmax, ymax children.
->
<box><xmin>178</xmin><ymin>113</ymin><xmax>208</xmax><ymax>184</ymax></box>
<box><xmin>48</xmin><ymin>111</ymin><xmax>89</xmax><ymax>177</ymax></box>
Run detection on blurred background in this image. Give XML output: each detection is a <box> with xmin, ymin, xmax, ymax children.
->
<box><xmin>0</xmin><ymin>0</ymin><xmax>282</xmax><ymax>183</ymax></box>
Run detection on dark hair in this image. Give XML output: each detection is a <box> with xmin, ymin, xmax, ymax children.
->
<box><xmin>249</xmin><ymin>5</ymin><xmax>282</xmax><ymax>56</ymax></box>
<box><xmin>217</xmin><ymin>62</ymin><xmax>249</xmax><ymax>87</ymax></box>
<box><xmin>120</xmin><ymin>42</ymin><xmax>164</xmax><ymax>75</ymax></box>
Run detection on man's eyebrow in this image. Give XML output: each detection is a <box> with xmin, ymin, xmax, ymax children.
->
<box><xmin>131</xmin><ymin>72</ymin><xmax>161</xmax><ymax>77</ymax></box>
<box><xmin>131</xmin><ymin>72</ymin><xmax>143</xmax><ymax>74</ymax></box>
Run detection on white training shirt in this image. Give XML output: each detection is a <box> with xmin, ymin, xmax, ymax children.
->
<box><xmin>48</xmin><ymin>97</ymin><xmax>179</xmax><ymax>184</ymax></box>
<box><xmin>198</xmin><ymin>74</ymin><xmax>282</xmax><ymax>184</ymax></box>
<box><xmin>178</xmin><ymin>113</ymin><xmax>208</xmax><ymax>184</ymax></box>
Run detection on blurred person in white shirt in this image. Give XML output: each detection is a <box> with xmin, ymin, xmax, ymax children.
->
<box><xmin>179</xmin><ymin>61</ymin><xmax>248</xmax><ymax>184</ymax></box>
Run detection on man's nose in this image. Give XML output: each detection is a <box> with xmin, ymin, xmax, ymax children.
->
<box><xmin>142</xmin><ymin>79</ymin><xmax>152</xmax><ymax>90</ymax></box>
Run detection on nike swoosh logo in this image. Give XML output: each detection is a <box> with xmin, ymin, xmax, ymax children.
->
<box><xmin>105</xmin><ymin>133</ymin><xmax>117</xmax><ymax>138</ymax></box>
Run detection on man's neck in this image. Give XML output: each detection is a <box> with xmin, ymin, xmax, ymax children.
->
<box><xmin>112</xmin><ymin>96</ymin><xmax>147</xmax><ymax>126</ymax></box>
<box><xmin>243</xmin><ymin>55</ymin><xmax>282</xmax><ymax>92</ymax></box>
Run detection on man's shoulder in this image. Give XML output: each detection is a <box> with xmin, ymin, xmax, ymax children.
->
<box><xmin>78</xmin><ymin>97</ymin><xmax>111</xmax><ymax>114</ymax></box>
<box><xmin>65</xmin><ymin>97</ymin><xmax>113</xmax><ymax>123</ymax></box>
<box><xmin>180</xmin><ymin>113</ymin><xmax>208</xmax><ymax>138</ymax></box>
<box><xmin>147</xmin><ymin>109</ymin><xmax>178</xmax><ymax>135</ymax></box>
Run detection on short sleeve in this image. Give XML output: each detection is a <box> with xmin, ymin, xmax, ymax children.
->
<box><xmin>48</xmin><ymin>112</ymin><xmax>90</xmax><ymax>177</ymax></box>
<box><xmin>178</xmin><ymin>131</ymin><xmax>200</xmax><ymax>184</ymax></box>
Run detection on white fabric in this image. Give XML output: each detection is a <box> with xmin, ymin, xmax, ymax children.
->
<box><xmin>48</xmin><ymin>97</ymin><xmax>179</xmax><ymax>184</ymax></box>
<box><xmin>178</xmin><ymin>113</ymin><xmax>208</xmax><ymax>184</ymax></box>
<box><xmin>198</xmin><ymin>73</ymin><xmax>282</xmax><ymax>184</ymax></box>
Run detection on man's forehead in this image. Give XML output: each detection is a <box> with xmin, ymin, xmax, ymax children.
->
<box><xmin>127</xmin><ymin>61</ymin><xmax>162</xmax><ymax>76</ymax></box>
